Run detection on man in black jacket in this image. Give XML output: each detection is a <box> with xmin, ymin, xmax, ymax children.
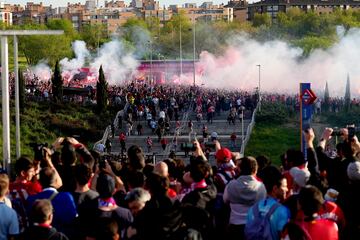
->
<box><xmin>24</xmin><ymin>199</ymin><xmax>69</xmax><ymax>240</ymax></box>
<box><xmin>181</xmin><ymin>159</ymin><xmax>217</xmax><ymax>240</ymax></box>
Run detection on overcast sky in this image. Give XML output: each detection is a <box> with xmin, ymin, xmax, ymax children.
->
<box><xmin>5</xmin><ymin>0</ymin><xmax>229</xmax><ymax>8</ymax></box>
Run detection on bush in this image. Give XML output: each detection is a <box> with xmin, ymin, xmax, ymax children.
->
<box><xmin>256</xmin><ymin>102</ymin><xmax>290</xmax><ymax>124</ymax></box>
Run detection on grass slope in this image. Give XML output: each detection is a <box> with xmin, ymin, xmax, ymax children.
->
<box><xmin>0</xmin><ymin>101</ymin><xmax>114</xmax><ymax>162</ymax></box>
<box><xmin>245</xmin><ymin>102</ymin><xmax>300</xmax><ymax>166</ymax></box>
<box><xmin>245</xmin><ymin>122</ymin><xmax>300</xmax><ymax>166</ymax></box>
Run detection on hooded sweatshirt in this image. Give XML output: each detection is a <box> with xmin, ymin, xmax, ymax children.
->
<box><xmin>223</xmin><ymin>175</ymin><xmax>267</xmax><ymax>225</ymax></box>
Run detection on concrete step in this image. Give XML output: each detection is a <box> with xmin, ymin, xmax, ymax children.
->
<box><xmin>115</xmin><ymin>120</ymin><xmax>251</xmax><ymax>136</ymax></box>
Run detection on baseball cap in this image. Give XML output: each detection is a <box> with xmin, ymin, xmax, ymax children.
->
<box><xmin>289</xmin><ymin>166</ymin><xmax>310</xmax><ymax>187</ymax></box>
<box><xmin>215</xmin><ymin>148</ymin><xmax>232</xmax><ymax>163</ymax></box>
<box><xmin>347</xmin><ymin>161</ymin><xmax>360</xmax><ymax>181</ymax></box>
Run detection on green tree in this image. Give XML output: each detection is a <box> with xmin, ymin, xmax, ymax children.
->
<box><xmin>121</xmin><ymin>17</ymin><xmax>151</xmax><ymax>58</ymax></box>
<box><xmin>146</xmin><ymin>16</ymin><xmax>161</xmax><ymax>37</ymax></box>
<box><xmin>253</xmin><ymin>13</ymin><xmax>271</xmax><ymax>27</ymax></box>
<box><xmin>96</xmin><ymin>65</ymin><xmax>108</xmax><ymax>112</ymax></box>
<box><xmin>52</xmin><ymin>60</ymin><xmax>63</xmax><ymax>103</ymax></box>
<box><xmin>293</xmin><ymin>36</ymin><xmax>333</xmax><ymax>56</ymax></box>
<box><xmin>159</xmin><ymin>11</ymin><xmax>192</xmax><ymax>59</ymax></box>
<box><xmin>18</xmin><ymin>22</ymin><xmax>72</xmax><ymax>67</ymax></box>
<box><xmin>46</xmin><ymin>19</ymin><xmax>78</xmax><ymax>39</ymax></box>
<box><xmin>19</xmin><ymin>68</ymin><xmax>25</xmax><ymax>112</ymax></box>
<box><xmin>80</xmin><ymin>23</ymin><xmax>108</xmax><ymax>50</ymax></box>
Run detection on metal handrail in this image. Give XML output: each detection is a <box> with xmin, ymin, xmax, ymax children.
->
<box><xmin>163</xmin><ymin>99</ymin><xmax>195</xmax><ymax>159</ymax></box>
<box><xmin>93</xmin><ymin>101</ymin><xmax>130</xmax><ymax>151</ymax></box>
<box><xmin>240</xmin><ymin>104</ymin><xmax>259</xmax><ymax>156</ymax></box>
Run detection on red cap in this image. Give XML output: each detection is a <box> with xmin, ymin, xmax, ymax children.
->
<box><xmin>215</xmin><ymin>148</ymin><xmax>232</xmax><ymax>162</ymax></box>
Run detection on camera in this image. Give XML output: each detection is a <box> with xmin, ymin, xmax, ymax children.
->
<box><xmin>204</xmin><ymin>142</ymin><xmax>216</xmax><ymax>149</ymax></box>
<box><xmin>180</xmin><ymin>143</ymin><xmax>197</xmax><ymax>152</ymax></box>
<box><xmin>331</xmin><ymin>125</ymin><xmax>360</xmax><ymax>141</ymax></box>
<box><xmin>30</xmin><ymin>143</ymin><xmax>49</xmax><ymax>161</ymax></box>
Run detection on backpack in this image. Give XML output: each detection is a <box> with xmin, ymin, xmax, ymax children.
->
<box><xmin>244</xmin><ymin>202</ymin><xmax>280</xmax><ymax>240</ymax></box>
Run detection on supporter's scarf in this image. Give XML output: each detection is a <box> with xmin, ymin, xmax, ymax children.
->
<box><xmin>98</xmin><ymin>197</ymin><xmax>117</xmax><ymax>208</ymax></box>
<box><xmin>191</xmin><ymin>179</ymin><xmax>207</xmax><ymax>190</ymax></box>
<box><xmin>33</xmin><ymin>223</ymin><xmax>52</xmax><ymax>228</ymax></box>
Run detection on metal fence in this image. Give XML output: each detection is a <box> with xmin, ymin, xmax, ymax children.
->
<box><xmin>240</xmin><ymin>104</ymin><xmax>259</xmax><ymax>156</ymax></box>
<box><xmin>93</xmin><ymin>102</ymin><xmax>130</xmax><ymax>150</ymax></box>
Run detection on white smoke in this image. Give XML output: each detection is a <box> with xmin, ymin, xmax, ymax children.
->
<box><xmin>91</xmin><ymin>39</ymin><xmax>139</xmax><ymax>85</ymax></box>
<box><xmin>29</xmin><ymin>61</ymin><xmax>52</xmax><ymax>82</ymax></box>
<box><xmin>60</xmin><ymin>40</ymin><xmax>90</xmax><ymax>80</ymax></box>
<box><xmin>198</xmin><ymin>28</ymin><xmax>360</xmax><ymax>97</ymax></box>
<box><xmin>29</xmin><ymin>26</ymin><xmax>360</xmax><ymax>96</ymax></box>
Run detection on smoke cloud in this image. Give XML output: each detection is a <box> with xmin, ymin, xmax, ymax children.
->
<box><xmin>91</xmin><ymin>39</ymin><xmax>139</xmax><ymax>84</ymax></box>
<box><xmin>60</xmin><ymin>40</ymin><xmax>90</xmax><ymax>80</ymax></box>
<box><xmin>197</xmin><ymin>28</ymin><xmax>360</xmax><ymax>97</ymax></box>
<box><xmin>56</xmin><ymin>39</ymin><xmax>139</xmax><ymax>85</ymax></box>
<box><xmin>29</xmin><ymin>26</ymin><xmax>360</xmax><ymax>97</ymax></box>
<box><xmin>29</xmin><ymin>61</ymin><xmax>52</xmax><ymax>82</ymax></box>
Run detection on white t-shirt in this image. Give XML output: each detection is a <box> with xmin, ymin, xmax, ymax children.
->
<box><xmin>159</xmin><ymin>111</ymin><xmax>166</xmax><ymax>119</ymax></box>
<box><xmin>96</xmin><ymin>143</ymin><xmax>105</xmax><ymax>152</ymax></box>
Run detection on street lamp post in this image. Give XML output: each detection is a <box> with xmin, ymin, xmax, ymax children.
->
<box><xmin>149</xmin><ymin>40</ymin><xmax>153</xmax><ymax>86</ymax></box>
<box><xmin>0</xmin><ymin>30</ymin><xmax>64</xmax><ymax>174</ymax></box>
<box><xmin>179</xmin><ymin>19</ymin><xmax>183</xmax><ymax>78</ymax></box>
<box><xmin>158</xmin><ymin>54</ymin><xmax>167</xmax><ymax>83</ymax></box>
<box><xmin>192</xmin><ymin>13</ymin><xmax>196</xmax><ymax>86</ymax></box>
<box><xmin>240</xmin><ymin>106</ymin><xmax>245</xmax><ymax>146</ymax></box>
<box><xmin>256</xmin><ymin>64</ymin><xmax>261</xmax><ymax>111</ymax></box>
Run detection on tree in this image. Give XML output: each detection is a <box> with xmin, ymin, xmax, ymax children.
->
<box><xmin>80</xmin><ymin>23</ymin><xmax>108</xmax><ymax>50</ymax></box>
<box><xmin>46</xmin><ymin>19</ymin><xmax>78</xmax><ymax>39</ymax></box>
<box><xmin>19</xmin><ymin>68</ymin><xmax>25</xmax><ymax>112</ymax></box>
<box><xmin>345</xmin><ymin>74</ymin><xmax>351</xmax><ymax>112</ymax></box>
<box><xmin>323</xmin><ymin>81</ymin><xmax>330</xmax><ymax>112</ymax></box>
<box><xmin>121</xmin><ymin>17</ymin><xmax>151</xmax><ymax>58</ymax></box>
<box><xmin>96</xmin><ymin>65</ymin><xmax>108</xmax><ymax>112</ymax></box>
<box><xmin>293</xmin><ymin>36</ymin><xmax>333</xmax><ymax>56</ymax></box>
<box><xmin>253</xmin><ymin>13</ymin><xmax>271</xmax><ymax>27</ymax></box>
<box><xmin>18</xmin><ymin>22</ymin><xmax>73</xmax><ymax>67</ymax></box>
<box><xmin>52</xmin><ymin>60</ymin><xmax>63</xmax><ymax>103</ymax></box>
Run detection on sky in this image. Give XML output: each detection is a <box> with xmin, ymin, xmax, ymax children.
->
<box><xmin>5</xmin><ymin>0</ymin><xmax>228</xmax><ymax>8</ymax></box>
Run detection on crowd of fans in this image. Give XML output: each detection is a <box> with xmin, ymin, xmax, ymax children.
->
<box><xmin>4</xmin><ymin>72</ymin><xmax>360</xmax><ymax>240</ymax></box>
<box><xmin>0</xmin><ymin>124</ymin><xmax>360</xmax><ymax>240</ymax></box>
<box><xmin>110</xmin><ymin>82</ymin><xmax>257</xmax><ymax>145</ymax></box>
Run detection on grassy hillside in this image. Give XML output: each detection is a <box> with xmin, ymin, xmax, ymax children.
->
<box><xmin>245</xmin><ymin>122</ymin><xmax>300</xmax><ymax>166</ymax></box>
<box><xmin>0</xmin><ymin>100</ymin><xmax>115</xmax><ymax>161</ymax></box>
<box><xmin>245</xmin><ymin>102</ymin><xmax>300</xmax><ymax>166</ymax></box>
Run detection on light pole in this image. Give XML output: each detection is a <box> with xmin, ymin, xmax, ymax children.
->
<box><xmin>158</xmin><ymin>54</ymin><xmax>167</xmax><ymax>83</ymax></box>
<box><xmin>148</xmin><ymin>40</ymin><xmax>153</xmax><ymax>86</ymax></box>
<box><xmin>192</xmin><ymin>13</ymin><xmax>196</xmax><ymax>87</ymax></box>
<box><xmin>256</xmin><ymin>64</ymin><xmax>261</xmax><ymax>111</ymax></box>
<box><xmin>240</xmin><ymin>106</ymin><xmax>245</xmax><ymax>146</ymax></box>
<box><xmin>179</xmin><ymin>19</ymin><xmax>183</xmax><ymax>78</ymax></box>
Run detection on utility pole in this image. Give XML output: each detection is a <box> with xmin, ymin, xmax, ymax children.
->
<box><xmin>193</xmin><ymin>13</ymin><xmax>196</xmax><ymax>86</ymax></box>
<box><xmin>179</xmin><ymin>19</ymin><xmax>183</xmax><ymax>78</ymax></box>
<box><xmin>257</xmin><ymin>64</ymin><xmax>261</xmax><ymax>111</ymax></box>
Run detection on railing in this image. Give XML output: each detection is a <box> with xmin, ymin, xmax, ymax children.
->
<box><xmin>93</xmin><ymin>125</ymin><xmax>112</xmax><ymax>151</ymax></box>
<box><xmin>114</xmin><ymin>102</ymin><xmax>130</xmax><ymax>133</ymax></box>
<box><xmin>93</xmin><ymin>101</ymin><xmax>130</xmax><ymax>151</ymax></box>
<box><xmin>163</xmin><ymin>99</ymin><xmax>195</xmax><ymax>158</ymax></box>
<box><xmin>240</xmin><ymin>104</ymin><xmax>259</xmax><ymax>156</ymax></box>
